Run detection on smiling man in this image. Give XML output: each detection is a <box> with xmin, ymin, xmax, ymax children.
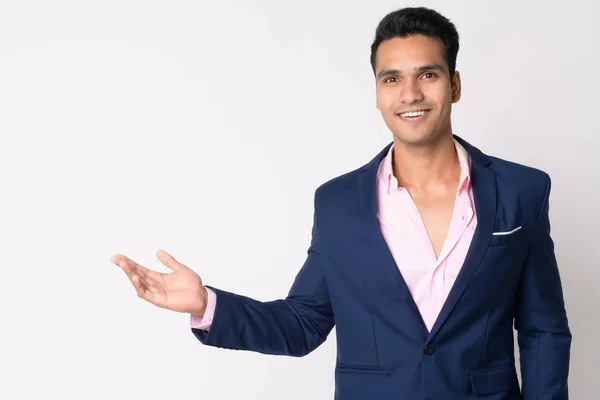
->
<box><xmin>113</xmin><ymin>6</ymin><xmax>571</xmax><ymax>399</ymax></box>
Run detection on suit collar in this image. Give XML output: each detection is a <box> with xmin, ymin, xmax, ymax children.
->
<box><xmin>362</xmin><ymin>134</ymin><xmax>491</xmax><ymax>175</ymax></box>
<box><xmin>380</xmin><ymin>137</ymin><xmax>474</xmax><ymax>194</ymax></box>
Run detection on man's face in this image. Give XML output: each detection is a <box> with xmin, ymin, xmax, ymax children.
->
<box><xmin>375</xmin><ymin>35</ymin><xmax>461</xmax><ymax>147</ymax></box>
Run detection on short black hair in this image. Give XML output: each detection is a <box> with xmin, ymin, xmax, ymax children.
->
<box><xmin>370</xmin><ymin>7</ymin><xmax>460</xmax><ymax>80</ymax></box>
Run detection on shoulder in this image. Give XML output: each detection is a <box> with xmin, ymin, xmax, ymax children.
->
<box><xmin>312</xmin><ymin>143</ymin><xmax>391</xmax><ymax>204</ymax></box>
<box><xmin>487</xmin><ymin>154</ymin><xmax>552</xmax><ymax>222</ymax></box>
<box><xmin>488</xmin><ymin>155</ymin><xmax>550</xmax><ymax>194</ymax></box>
<box><xmin>457</xmin><ymin>135</ymin><xmax>551</xmax><ymax>205</ymax></box>
<box><xmin>313</xmin><ymin>164</ymin><xmax>366</xmax><ymax>206</ymax></box>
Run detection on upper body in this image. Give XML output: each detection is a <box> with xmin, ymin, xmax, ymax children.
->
<box><xmin>113</xmin><ymin>6</ymin><xmax>571</xmax><ymax>399</ymax></box>
<box><xmin>191</xmin><ymin>134</ymin><xmax>571</xmax><ymax>399</ymax></box>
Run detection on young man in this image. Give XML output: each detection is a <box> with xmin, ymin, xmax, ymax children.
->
<box><xmin>112</xmin><ymin>7</ymin><xmax>571</xmax><ymax>399</ymax></box>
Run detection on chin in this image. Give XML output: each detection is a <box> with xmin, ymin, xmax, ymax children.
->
<box><xmin>393</xmin><ymin>130</ymin><xmax>436</xmax><ymax>147</ymax></box>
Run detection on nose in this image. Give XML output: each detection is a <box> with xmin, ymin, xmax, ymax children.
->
<box><xmin>400</xmin><ymin>79</ymin><xmax>424</xmax><ymax>104</ymax></box>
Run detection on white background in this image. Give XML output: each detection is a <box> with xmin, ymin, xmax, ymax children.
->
<box><xmin>1</xmin><ymin>0</ymin><xmax>598</xmax><ymax>399</ymax></box>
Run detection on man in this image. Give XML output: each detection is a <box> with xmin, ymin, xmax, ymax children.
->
<box><xmin>112</xmin><ymin>6</ymin><xmax>571</xmax><ymax>399</ymax></box>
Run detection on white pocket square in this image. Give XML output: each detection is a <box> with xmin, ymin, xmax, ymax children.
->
<box><xmin>492</xmin><ymin>226</ymin><xmax>522</xmax><ymax>236</ymax></box>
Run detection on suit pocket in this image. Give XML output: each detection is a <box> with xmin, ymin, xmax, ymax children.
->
<box><xmin>488</xmin><ymin>226</ymin><xmax>528</xmax><ymax>247</ymax></box>
<box><xmin>335</xmin><ymin>364</ymin><xmax>389</xmax><ymax>375</ymax></box>
<box><xmin>470</xmin><ymin>364</ymin><xmax>519</xmax><ymax>395</ymax></box>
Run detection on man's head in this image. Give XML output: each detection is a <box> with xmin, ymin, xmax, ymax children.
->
<box><xmin>371</xmin><ymin>7</ymin><xmax>461</xmax><ymax>147</ymax></box>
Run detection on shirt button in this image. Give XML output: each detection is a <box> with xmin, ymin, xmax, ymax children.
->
<box><xmin>423</xmin><ymin>344</ymin><xmax>435</xmax><ymax>355</ymax></box>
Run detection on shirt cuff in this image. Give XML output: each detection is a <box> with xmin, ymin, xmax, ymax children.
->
<box><xmin>190</xmin><ymin>287</ymin><xmax>216</xmax><ymax>330</ymax></box>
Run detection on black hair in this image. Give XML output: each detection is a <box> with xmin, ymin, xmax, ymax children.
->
<box><xmin>370</xmin><ymin>7</ymin><xmax>460</xmax><ymax>80</ymax></box>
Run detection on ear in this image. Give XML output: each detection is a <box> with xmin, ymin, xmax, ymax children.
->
<box><xmin>451</xmin><ymin>71</ymin><xmax>461</xmax><ymax>103</ymax></box>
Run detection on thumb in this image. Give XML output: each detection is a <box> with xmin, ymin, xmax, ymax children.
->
<box><xmin>156</xmin><ymin>249</ymin><xmax>183</xmax><ymax>271</ymax></box>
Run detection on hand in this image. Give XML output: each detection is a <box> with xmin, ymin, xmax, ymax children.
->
<box><xmin>111</xmin><ymin>249</ymin><xmax>208</xmax><ymax>317</ymax></box>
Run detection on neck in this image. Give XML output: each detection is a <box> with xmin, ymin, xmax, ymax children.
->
<box><xmin>392</xmin><ymin>133</ymin><xmax>460</xmax><ymax>191</ymax></box>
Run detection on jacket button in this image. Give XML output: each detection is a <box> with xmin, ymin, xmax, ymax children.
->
<box><xmin>423</xmin><ymin>344</ymin><xmax>435</xmax><ymax>355</ymax></box>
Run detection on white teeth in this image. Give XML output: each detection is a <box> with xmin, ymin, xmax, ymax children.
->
<box><xmin>400</xmin><ymin>110</ymin><xmax>427</xmax><ymax>118</ymax></box>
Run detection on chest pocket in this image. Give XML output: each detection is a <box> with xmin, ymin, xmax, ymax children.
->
<box><xmin>488</xmin><ymin>225</ymin><xmax>528</xmax><ymax>247</ymax></box>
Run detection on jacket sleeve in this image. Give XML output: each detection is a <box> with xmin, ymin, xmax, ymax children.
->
<box><xmin>514</xmin><ymin>174</ymin><xmax>572</xmax><ymax>399</ymax></box>
<box><xmin>191</xmin><ymin>189</ymin><xmax>335</xmax><ymax>357</ymax></box>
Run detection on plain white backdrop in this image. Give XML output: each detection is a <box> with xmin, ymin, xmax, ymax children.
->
<box><xmin>1</xmin><ymin>0</ymin><xmax>598</xmax><ymax>398</ymax></box>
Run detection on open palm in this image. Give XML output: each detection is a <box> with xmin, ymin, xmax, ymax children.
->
<box><xmin>111</xmin><ymin>249</ymin><xmax>208</xmax><ymax>316</ymax></box>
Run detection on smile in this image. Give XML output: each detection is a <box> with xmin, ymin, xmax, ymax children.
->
<box><xmin>397</xmin><ymin>109</ymin><xmax>430</xmax><ymax>121</ymax></box>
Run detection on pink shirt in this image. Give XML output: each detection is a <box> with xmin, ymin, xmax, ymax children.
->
<box><xmin>192</xmin><ymin>139</ymin><xmax>476</xmax><ymax>332</ymax></box>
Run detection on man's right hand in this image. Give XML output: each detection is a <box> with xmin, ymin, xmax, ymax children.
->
<box><xmin>111</xmin><ymin>249</ymin><xmax>208</xmax><ymax>317</ymax></box>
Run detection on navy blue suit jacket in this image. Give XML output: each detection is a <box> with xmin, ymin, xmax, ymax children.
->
<box><xmin>193</xmin><ymin>135</ymin><xmax>571</xmax><ymax>399</ymax></box>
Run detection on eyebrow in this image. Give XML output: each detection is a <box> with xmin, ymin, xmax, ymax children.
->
<box><xmin>377</xmin><ymin>64</ymin><xmax>446</xmax><ymax>80</ymax></box>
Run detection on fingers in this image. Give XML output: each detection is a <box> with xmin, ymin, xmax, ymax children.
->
<box><xmin>111</xmin><ymin>254</ymin><xmax>125</xmax><ymax>266</ymax></box>
<box><xmin>112</xmin><ymin>253</ymin><xmax>166</xmax><ymax>306</ymax></box>
<box><xmin>132</xmin><ymin>274</ymin><xmax>153</xmax><ymax>302</ymax></box>
<box><xmin>127</xmin><ymin>264</ymin><xmax>149</xmax><ymax>287</ymax></box>
<box><xmin>132</xmin><ymin>273</ymin><xmax>145</xmax><ymax>293</ymax></box>
<box><xmin>129</xmin><ymin>267</ymin><xmax>164</xmax><ymax>304</ymax></box>
<box><xmin>156</xmin><ymin>249</ymin><xmax>183</xmax><ymax>271</ymax></box>
<box><xmin>111</xmin><ymin>254</ymin><xmax>151</xmax><ymax>289</ymax></box>
<box><xmin>112</xmin><ymin>254</ymin><xmax>150</xmax><ymax>275</ymax></box>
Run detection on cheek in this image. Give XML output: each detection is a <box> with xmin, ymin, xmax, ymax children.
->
<box><xmin>425</xmin><ymin>89</ymin><xmax>452</xmax><ymax>114</ymax></box>
<box><xmin>375</xmin><ymin>92</ymin><xmax>390</xmax><ymax>109</ymax></box>
<box><xmin>376</xmin><ymin>87</ymin><xmax>400</xmax><ymax>106</ymax></box>
<box><xmin>424</xmin><ymin>87</ymin><xmax>446</xmax><ymax>102</ymax></box>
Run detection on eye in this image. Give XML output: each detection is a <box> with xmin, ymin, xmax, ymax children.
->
<box><xmin>384</xmin><ymin>77</ymin><xmax>398</xmax><ymax>83</ymax></box>
<box><xmin>421</xmin><ymin>72</ymin><xmax>437</xmax><ymax>79</ymax></box>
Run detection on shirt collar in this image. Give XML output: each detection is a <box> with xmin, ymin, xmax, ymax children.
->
<box><xmin>384</xmin><ymin>138</ymin><xmax>472</xmax><ymax>194</ymax></box>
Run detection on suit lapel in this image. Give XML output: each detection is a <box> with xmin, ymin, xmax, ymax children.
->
<box><xmin>357</xmin><ymin>143</ymin><xmax>429</xmax><ymax>335</ymax></box>
<box><xmin>425</xmin><ymin>136</ymin><xmax>496</xmax><ymax>343</ymax></box>
<box><xmin>356</xmin><ymin>135</ymin><xmax>497</xmax><ymax>342</ymax></box>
